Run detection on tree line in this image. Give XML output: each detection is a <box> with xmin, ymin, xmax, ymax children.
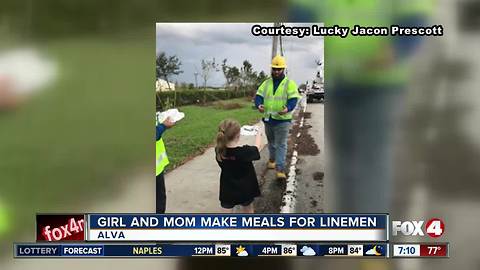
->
<box><xmin>156</xmin><ymin>52</ymin><xmax>268</xmax><ymax>92</ymax></box>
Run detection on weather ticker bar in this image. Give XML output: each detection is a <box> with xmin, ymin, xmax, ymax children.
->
<box><xmin>14</xmin><ymin>243</ymin><xmax>389</xmax><ymax>258</ymax></box>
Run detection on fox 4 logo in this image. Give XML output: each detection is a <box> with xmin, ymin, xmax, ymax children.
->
<box><xmin>392</xmin><ymin>218</ymin><xmax>445</xmax><ymax>238</ymax></box>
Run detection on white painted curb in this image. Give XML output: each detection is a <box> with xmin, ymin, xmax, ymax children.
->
<box><xmin>280</xmin><ymin>95</ymin><xmax>307</xmax><ymax>213</ymax></box>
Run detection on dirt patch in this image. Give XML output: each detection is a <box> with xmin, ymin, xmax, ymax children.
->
<box><xmin>287</xmin><ymin>111</ymin><xmax>320</xmax><ymax>157</ymax></box>
<box><xmin>313</xmin><ymin>171</ymin><xmax>324</xmax><ymax>181</ymax></box>
<box><xmin>254</xmin><ymin>171</ymin><xmax>286</xmax><ymax>212</ymax></box>
<box><xmin>296</xmin><ymin>110</ymin><xmax>311</xmax><ymax>120</ymax></box>
<box><xmin>253</xmin><ymin>148</ymin><xmax>286</xmax><ymax>213</ymax></box>
<box><xmin>310</xmin><ymin>200</ymin><xmax>318</xmax><ymax>207</ymax></box>
<box><xmin>286</xmin><ymin>110</ymin><xmax>301</xmax><ymax>161</ymax></box>
<box><xmin>297</xmin><ymin>130</ymin><xmax>320</xmax><ymax>155</ymax></box>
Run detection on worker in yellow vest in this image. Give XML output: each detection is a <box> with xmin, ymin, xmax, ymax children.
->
<box><xmin>255</xmin><ymin>55</ymin><xmax>301</xmax><ymax>180</ymax></box>
<box><xmin>0</xmin><ymin>200</ymin><xmax>9</xmax><ymax>237</ymax></box>
<box><xmin>288</xmin><ymin>0</ymin><xmax>435</xmax><ymax>213</ymax></box>
<box><xmin>156</xmin><ymin>117</ymin><xmax>174</xmax><ymax>213</ymax></box>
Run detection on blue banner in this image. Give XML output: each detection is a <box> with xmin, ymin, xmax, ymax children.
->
<box><xmin>14</xmin><ymin>243</ymin><xmax>388</xmax><ymax>257</ymax></box>
<box><xmin>88</xmin><ymin>214</ymin><xmax>387</xmax><ymax>229</ymax></box>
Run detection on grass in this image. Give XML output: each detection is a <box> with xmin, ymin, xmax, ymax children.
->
<box><xmin>163</xmin><ymin>98</ymin><xmax>261</xmax><ymax>169</ymax></box>
<box><xmin>0</xmin><ymin>37</ymin><xmax>154</xmax><ymax>241</ymax></box>
<box><xmin>212</xmin><ymin>100</ymin><xmax>244</xmax><ymax>110</ymax></box>
<box><xmin>0</xmin><ymin>36</ymin><xmax>260</xmax><ymax>243</ymax></box>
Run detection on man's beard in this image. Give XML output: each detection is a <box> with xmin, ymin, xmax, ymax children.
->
<box><xmin>271</xmin><ymin>72</ymin><xmax>284</xmax><ymax>79</ymax></box>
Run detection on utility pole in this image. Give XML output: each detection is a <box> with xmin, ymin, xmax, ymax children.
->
<box><xmin>271</xmin><ymin>22</ymin><xmax>280</xmax><ymax>59</ymax></box>
<box><xmin>194</xmin><ymin>64</ymin><xmax>199</xmax><ymax>89</ymax></box>
<box><xmin>194</xmin><ymin>72</ymin><xmax>199</xmax><ymax>88</ymax></box>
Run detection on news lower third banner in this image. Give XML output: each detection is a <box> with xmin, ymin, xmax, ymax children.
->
<box><xmin>14</xmin><ymin>243</ymin><xmax>390</xmax><ymax>257</ymax></box>
<box><xmin>86</xmin><ymin>214</ymin><xmax>388</xmax><ymax>242</ymax></box>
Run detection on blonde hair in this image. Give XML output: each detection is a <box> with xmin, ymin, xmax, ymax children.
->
<box><xmin>216</xmin><ymin>119</ymin><xmax>241</xmax><ymax>161</ymax></box>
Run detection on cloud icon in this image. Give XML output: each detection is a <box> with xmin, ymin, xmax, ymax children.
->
<box><xmin>238</xmin><ymin>250</ymin><xmax>248</xmax><ymax>257</ymax></box>
<box><xmin>300</xmin><ymin>246</ymin><xmax>316</xmax><ymax>256</ymax></box>
<box><xmin>365</xmin><ymin>246</ymin><xmax>382</xmax><ymax>256</ymax></box>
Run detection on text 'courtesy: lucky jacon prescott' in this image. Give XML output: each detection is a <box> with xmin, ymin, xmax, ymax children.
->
<box><xmin>251</xmin><ymin>24</ymin><xmax>444</xmax><ymax>38</ymax></box>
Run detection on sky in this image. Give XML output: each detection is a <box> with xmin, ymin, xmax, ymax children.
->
<box><xmin>156</xmin><ymin>23</ymin><xmax>324</xmax><ymax>87</ymax></box>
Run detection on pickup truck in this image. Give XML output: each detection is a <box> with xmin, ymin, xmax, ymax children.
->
<box><xmin>306</xmin><ymin>83</ymin><xmax>324</xmax><ymax>103</ymax></box>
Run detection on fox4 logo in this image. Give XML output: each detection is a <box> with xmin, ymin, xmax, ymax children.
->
<box><xmin>392</xmin><ymin>218</ymin><xmax>445</xmax><ymax>238</ymax></box>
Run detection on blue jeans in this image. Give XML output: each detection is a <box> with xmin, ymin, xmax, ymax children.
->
<box><xmin>328</xmin><ymin>84</ymin><xmax>404</xmax><ymax>213</ymax></box>
<box><xmin>264</xmin><ymin>121</ymin><xmax>291</xmax><ymax>171</ymax></box>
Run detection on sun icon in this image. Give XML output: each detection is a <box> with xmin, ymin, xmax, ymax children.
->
<box><xmin>235</xmin><ymin>245</ymin><xmax>248</xmax><ymax>256</ymax></box>
<box><xmin>236</xmin><ymin>245</ymin><xmax>246</xmax><ymax>254</ymax></box>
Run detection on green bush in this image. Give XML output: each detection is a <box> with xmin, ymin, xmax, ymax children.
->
<box><xmin>156</xmin><ymin>88</ymin><xmax>255</xmax><ymax>110</ymax></box>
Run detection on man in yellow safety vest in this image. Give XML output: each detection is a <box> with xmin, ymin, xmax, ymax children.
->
<box><xmin>288</xmin><ymin>0</ymin><xmax>435</xmax><ymax>213</ymax></box>
<box><xmin>255</xmin><ymin>55</ymin><xmax>301</xmax><ymax>180</ymax></box>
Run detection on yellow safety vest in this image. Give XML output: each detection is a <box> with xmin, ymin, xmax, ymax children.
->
<box><xmin>290</xmin><ymin>0</ymin><xmax>434</xmax><ymax>86</ymax></box>
<box><xmin>156</xmin><ymin>137</ymin><xmax>169</xmax><ymax>176</ymax></box>
<box><xmin>0</xmin><ymin>201</ymin><xmax>9</xmax><ymax>236</ymax></box>
<box><xmin>256</xmin><ymin>77</ymin><xmax>301</xmax><ymax>121</ymax></box>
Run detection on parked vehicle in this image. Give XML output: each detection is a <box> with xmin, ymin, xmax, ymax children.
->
<box><xmin>306</xmin><ymin>82</ymin><xmax>324</xmax><ymax>103</ymax></box>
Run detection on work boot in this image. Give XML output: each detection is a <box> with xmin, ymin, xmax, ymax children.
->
<box><xmin>267</xmin><ymin>160</ymin><xmax>276</xmax><ymax>169</ymax></box>
<box><xmin>276</xmin><ymin>171</ymin><xmax>287</xmax><ymax>180</ymax></box>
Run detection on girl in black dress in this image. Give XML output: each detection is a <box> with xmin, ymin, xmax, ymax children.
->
<box><xmin>215</xmin><ymin>119</ymin><xmax>263</xmax><ymax>213</ymax></box>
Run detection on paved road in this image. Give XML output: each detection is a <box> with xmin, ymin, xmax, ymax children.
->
<box><xmin>0</xmin><ymin>170</ymin><xmax>178</xmax><ymax>270</ymax></box>
<box><xmin>393</xmin><ymin>6</ymin><xmax>480</xmax><ymax>269</ymax></box>
<box><xmin>294</xmin><ymin>102</ymin><xmax>325</xmax><ymax>213</ymax></box>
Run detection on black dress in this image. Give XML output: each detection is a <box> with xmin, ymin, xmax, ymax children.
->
<box><xmin>216</xmin><ymin>145</ymin><xmax>261</xmax><ymax>206</ymax></box>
